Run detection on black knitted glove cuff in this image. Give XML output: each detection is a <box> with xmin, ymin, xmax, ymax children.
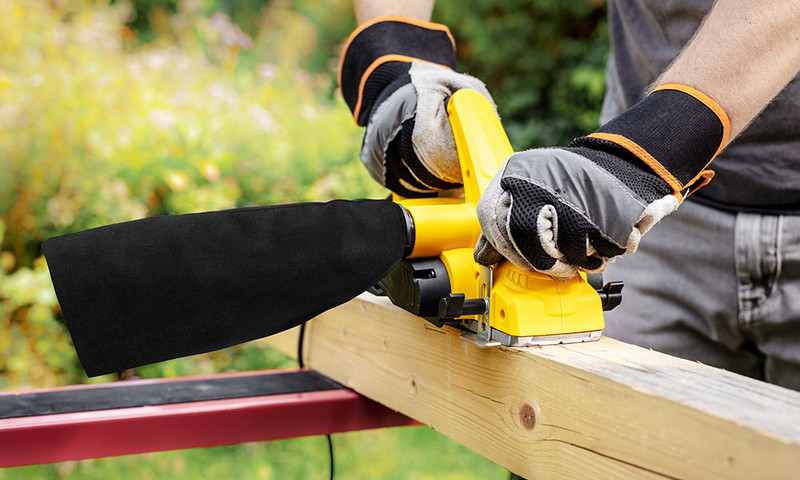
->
<box><xmin>338</xmin><ymin>16</ymin><xmax>456</xmax><ymax>126</ymax></box>
<box><xmin>571</xmin><ymin>84</ymin><xmax>730</xmax><ymax>199</ymax></box>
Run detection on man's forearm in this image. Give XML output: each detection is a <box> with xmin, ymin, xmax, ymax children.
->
<box><xmin>354</xmin><ymin>0</ymin><xmax>433</xmax><ymax>24</ymax></box>
<box><xmin>351</xmin><ymin>0</ymin><xmax>800</xmax><ymax>143</ymax></box>
<box><xmin>658</xmin><ymin>0</ymin><xmax>800</xmax><ymax>142</ymax></box>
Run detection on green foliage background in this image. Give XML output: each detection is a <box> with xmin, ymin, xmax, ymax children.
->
<box><xmin>437</xmin><ymin>0</ymin><xmax>609</xmax><ymax>147</ymax></box>
<box><xmin>0</xmin><ymin>0</ymin><xmax>608</xmax><ymax>477</ymax></box>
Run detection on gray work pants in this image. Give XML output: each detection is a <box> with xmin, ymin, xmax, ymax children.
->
<box><xmin>604</xmin><ymin>199</ymin><xmax>800</xmax><ymax>390</ymax></box>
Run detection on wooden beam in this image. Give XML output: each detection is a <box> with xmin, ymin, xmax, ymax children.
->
<box><xmin>267</xmin><ymin>294</ymin><xmax>800</xmax><ymax>479</ymax></box>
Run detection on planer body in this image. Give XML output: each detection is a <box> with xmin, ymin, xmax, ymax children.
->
<box><xmin>374</xmin><ymin>89</ymin><xmax>622</xmax><ymax>347</ymax></box>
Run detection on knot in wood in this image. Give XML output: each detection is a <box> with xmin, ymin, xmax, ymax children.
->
<box><xmin>409</xmin><ymin>376</ymin><xmax>419</xmax><ymax>394</ymax></box>
<box><xmin>519</xmin><ymin>403</ymin><xmax>536</xmax><ymax>430</ymax></box>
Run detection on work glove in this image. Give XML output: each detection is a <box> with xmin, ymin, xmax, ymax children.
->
<box><xmin>339</xmin><ymin>16</ymin><xmax>494</xmax><ymax>197</ymax></box>
<box><xmin>475</xmin><ymin>84</ymin><xmax>730</xmax><ymax>280</ymax></box>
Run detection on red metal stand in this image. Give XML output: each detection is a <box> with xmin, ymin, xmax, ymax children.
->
<box><xmin>0</xmin><ymin>369</ymin><xmax>417</xmax><ymax>468</ymax></box>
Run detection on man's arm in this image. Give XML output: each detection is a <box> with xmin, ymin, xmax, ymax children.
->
<box><xmin>345</xmin><ymin>0</ymin><xmax>800</xmax><ymax>278</ymax></box>
<box><xmin>658</xmin><ymin>0</ymin><xmax>800</xmax><ymax>142</ymax></box>
<box><xmin>355</xmin><ymin>0</ymin><xmax>800</xmax><ymax>140</ymax></box>
<box><xmin>353</xmin><ymin>0</ymin><xmax>433</xmax><ymax>24</ymax></box>
<box><xmin>474</xmin><ymin>0</ymin><xmax>800</xmax><ymax>278</ymax></box>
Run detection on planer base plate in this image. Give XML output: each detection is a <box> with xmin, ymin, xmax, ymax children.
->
<box><xmin>460</xmin><ymin>325</ymin><xmax>603</xmax><ymax>348</ymax></box>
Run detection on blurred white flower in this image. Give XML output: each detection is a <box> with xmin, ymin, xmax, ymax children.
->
<box><xmin>164</xmin><ymin>170</ymin><xmax>190</xmax><ymax>192</ymax></box>
<box><xmin>144</xmin><ymin>50</ymin><xmax>171</xmax><ymax>69</ymax></box>
<box><xmin>46</xmin><ymin>195</ymin><xmax>75</xmax><ymax>229</ymax></box>
<box><xmin>247</xmin><ymin>104</ymin><xmax>277</xmax><ymax>132</ymax></box>
<box><xmin>117</xmin><ymin>127</ymin><xmax>132</xmax><ymax>148</ymax></box>
<box><xmin>301</xmin><ymin>105</ymin><xmax>318</xmax><ymax>120</ymax></box>
<box><xmin>150</xmin><ymin>109</ymin><xmax>176</xmax><ymax>130</ymax></box>
<box><xmin>0</xmin><ymin>104</ymin><xmax>15</xmax><ymax>128</ymax></box>
<box><xmin>179</xmin><ymin>0</ymin><xmax>203</xmax><ymax>13</ymax></box>
<box><xmin>201</xmin><ymin>162</ymin><xmax>221</xmax><ymax>182</ymax></box>
<box><xmin>206</xmin><ymin>82</ymin><xmax>239</xmax><ymax>106</ymax></box>
<box><xmin>257</xmin><ymin>63</ymin><xmax>279</xmax><ymax>82</ymax></box>
<box><xmin>209</xmin><ymin>12</ymin><xmax>252</xmax><ymax>49</ymax></box>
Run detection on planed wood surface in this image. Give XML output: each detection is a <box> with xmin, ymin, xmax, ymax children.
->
<box><xmin>266</xmin><ymin>294</ymin><xmax>800</xmax><ymax>479</ymax></box>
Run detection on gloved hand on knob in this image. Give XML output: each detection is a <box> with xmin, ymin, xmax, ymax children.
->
<box><xmin>474</xmin><ymin>84</ymin><xmax>729</xmax><ymax>279</ymax></box>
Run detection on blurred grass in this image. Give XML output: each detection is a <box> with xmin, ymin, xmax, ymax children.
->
<box><xmin>0</xmin><ymin>0</ymin><xmax>510</xmax><ymax>477</ymax></box>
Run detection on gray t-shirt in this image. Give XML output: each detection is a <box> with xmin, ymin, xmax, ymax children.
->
<box><xmin>601</xmin><ymin>0</ymin><xmax>800</xmax><ymax>212</ymax></box>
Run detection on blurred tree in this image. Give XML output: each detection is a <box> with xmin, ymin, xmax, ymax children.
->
<box><xmin>118</xmin><ymin>0</ymin><xmax>609</xmax><ymax>148</ymax></box>
<box><xmin>123</xmin><ymin>0</ymin><xmax>178</xmax><ymax>41</ymax></box>
<box><xmin>436</xmin><ymin>0</ymin><xmax>609</xmax><ymax>149</ymax></box>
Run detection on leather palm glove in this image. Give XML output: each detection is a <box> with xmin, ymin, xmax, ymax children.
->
<box><xmin>474</xmin><ymin>84</ymin><xmax>730</xmax><ymax>280</ymax></box>
<box><xmin>339</xmin><ymin>16</ymin><xmax>494</xmax><ymax>197</ymax></box>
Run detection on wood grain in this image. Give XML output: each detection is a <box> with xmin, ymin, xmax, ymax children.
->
<box><xmin>267</xmin><ymin>294</ymin><xmax>800</xmax><ymax>479</ymax></box>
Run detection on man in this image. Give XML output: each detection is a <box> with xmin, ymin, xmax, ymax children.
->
<box><xmin>339</xmin><ymin>0</ymin><xmax>800</xmax><ymax>389</ymax></box>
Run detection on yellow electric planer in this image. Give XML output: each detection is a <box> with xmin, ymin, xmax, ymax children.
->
<box><xmin>374</xmin><ymin>89</ymin><xmax>622</xmax><ymax>347</ymax></box>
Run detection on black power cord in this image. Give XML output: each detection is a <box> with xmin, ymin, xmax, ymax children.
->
<box><xmin>298</xmin><ymin>321</ymin><xmax>335</xmax><ymax>480</ymax></box>
<box><xmin>297</xmin><ymin>322</ymin><xmax>307</xmax><ymax>368</ymax></box>
<box><xmin>326</xmin><ymin>434</ymin><xmax>335</xmax><ymax>480</ymax></box>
